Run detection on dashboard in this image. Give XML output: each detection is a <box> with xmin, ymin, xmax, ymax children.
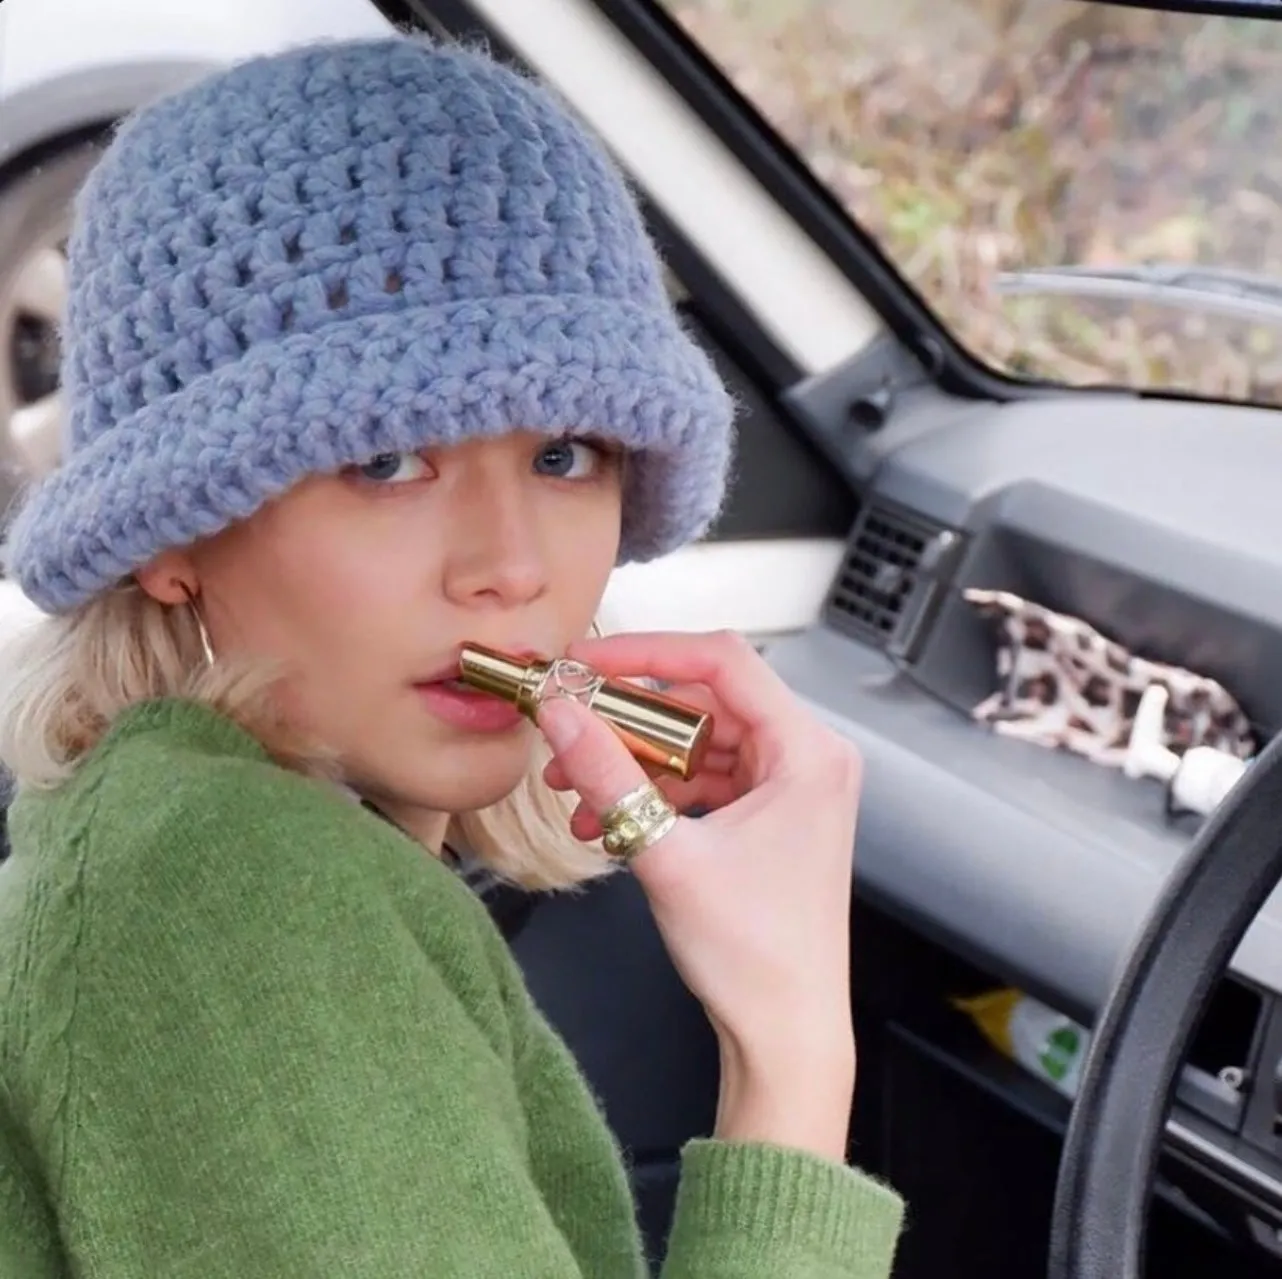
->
<box><xmin>765</xmin><ymin>384</ymin><xmax>1282</xmax><ymax>1242</ymax></box>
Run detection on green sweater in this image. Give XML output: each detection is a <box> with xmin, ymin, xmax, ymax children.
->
<box><xmin>0</xmin><ymin>699</ymin><xmax>904</xmax><ymax>1277</ymax></box>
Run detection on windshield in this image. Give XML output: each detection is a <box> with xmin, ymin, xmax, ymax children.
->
<box><xmin>653</xmin><ymin>0</ymin><xmax>1282</xmax><ymax>406</ymax></box>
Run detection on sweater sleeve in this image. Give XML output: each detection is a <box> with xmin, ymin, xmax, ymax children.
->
<box><xmin>504</xmin><ymin>991</ymin><xmax>905</xmax><ymax>1279</ymax></box>
<box><xmin>662</xmin><ymin>1140</ymin><xmax>905</xmax><ymax>1278</ymax></box>
<box><xmin>23</xmin><ymin>762</ymin><xmax>600</xmax><ymax>1278</ymax></box>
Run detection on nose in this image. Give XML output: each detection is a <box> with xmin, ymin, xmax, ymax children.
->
<box><xmin>441</xmin><ymin>468</ymin><xmax>549</xmax><ymax>609</ymax></box>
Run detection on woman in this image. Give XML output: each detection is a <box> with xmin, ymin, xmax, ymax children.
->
<box><xmin>0</xmin><ymin>35</ymin><xmax>903</xmax><ymax>1278</ymax></box>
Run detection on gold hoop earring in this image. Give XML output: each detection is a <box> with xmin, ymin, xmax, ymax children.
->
<box><xmin>178</xmin><ymin>583</ymin><xmax>216</xmax><ymax>668</ymax></box>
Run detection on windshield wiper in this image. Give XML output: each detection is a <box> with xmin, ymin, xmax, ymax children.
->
<box><xmin>995</xmin><ymin>263</ymin><xmax>1282</xmax><ymax>327</ymax></box>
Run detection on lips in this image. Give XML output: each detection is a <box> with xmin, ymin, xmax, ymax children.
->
<box><xmin>414</xmin><ymin>643</ymin><xmax>548</xmax><ymax>692</ymax></box>
<box><xmin>412</xmin><ymin>670</ymin><xmax>527</xmax><ymax>734</ymax></box>
<box><xmin>414</xmin><ymin>660</ymin><xmax>462</xmax><ymax>687</ymax></box>
<box><xmin>432</xmin><ymin>676</ymin><xmax>472</xmax><ymax>693</ymax></box>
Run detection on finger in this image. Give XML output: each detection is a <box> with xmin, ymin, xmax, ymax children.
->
<box><xmin>544</xmin><ymin>745</ymin><xmax>739</xmax><ymax>793</ymax></box>
<box><xmin>535</xmin><ymin>697</ymin><xmax>682</xmax><ymax>856</ymax></box>
<box><xmin>689</xmin><ymin>747</ymin><xmax>740</xmax><ymax>776</ymax></box>
<box><xmin>645</xmin><ymin>681</ymin><xmax>744</xmax><ymax>752</ymax></box>
<box><xmin>568</xmin><ymin>770</ymin><xmax>740</xmax><ymax>839</ymax></box>
<box><xmin>655</xmin><ymin>770</ymin><xmax>742</xmax><ymax>813</ymax></box>
<box><xmin>569</xmin><ymin>799</ymin><xmax>602</xmax><ymax>841</ymax></box>
<box><xmin>566</xmin><ymin>630</ymin><xmax>803</xmax><ymax>743</ymax></box>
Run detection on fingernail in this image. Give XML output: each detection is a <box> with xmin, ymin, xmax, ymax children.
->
<box><xmin>537</xmin><ymin>697</ymin><xmax>585</xmax><ymax>750</ymax></box>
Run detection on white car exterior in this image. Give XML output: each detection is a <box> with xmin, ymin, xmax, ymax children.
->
<box><xmin>0</xmin><ymin>0</ymin><xmax>394</xmax><ymax>148</ymax></box>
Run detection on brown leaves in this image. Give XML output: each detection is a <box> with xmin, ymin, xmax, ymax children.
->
<box><xmin>666</xmin><ymin>0</ymin><xmax>1282</xmax><ymax>404</ymax></box>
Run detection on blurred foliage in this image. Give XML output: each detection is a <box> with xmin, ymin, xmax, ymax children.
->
<box><xmin>662</xmin><ymin>0</ymin><xmax>1282</xmax><ymax>404</ymax></box>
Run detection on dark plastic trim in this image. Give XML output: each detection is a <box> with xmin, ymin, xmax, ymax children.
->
<box><xmin>580</xmin><ymin>0</ymin><xmax>1055</xmax><ymax>403</ymax></box>
<box><xmin>1096</xmin><ymin>0</ymin><xmax>1282</xmax><ymax>18</ymax></box>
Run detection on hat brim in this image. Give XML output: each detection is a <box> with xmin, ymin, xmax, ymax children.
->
<box><xmin>6</xmin><ymin>295</ymin><xmax>734</xmax><ymax>613</ymax></box>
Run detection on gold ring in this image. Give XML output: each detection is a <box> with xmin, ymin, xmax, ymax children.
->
<box><xmin>599</xmin><ymin>781</ymin><xmax>678</xmax><ymax>863</ymax></box>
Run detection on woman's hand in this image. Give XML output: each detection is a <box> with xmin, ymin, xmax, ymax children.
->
<box><xmin>536</xmin><ymin>630</ymin><xmax>863</xmax><ymax>1162</ymax></box>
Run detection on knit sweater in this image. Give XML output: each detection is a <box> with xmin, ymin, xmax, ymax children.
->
<box><xmin>0</xmin><ymin>699</ymin><xmax>904</xmax><ymax>1277</ymax></box>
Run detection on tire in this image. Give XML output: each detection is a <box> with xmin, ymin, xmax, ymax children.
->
<box><xmin>0</xmin><ymin>140</ymin><xmax>103</xmax><ymax>522</ymax></box>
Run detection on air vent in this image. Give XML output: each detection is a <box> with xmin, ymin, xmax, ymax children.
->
<box><xmin>826</xmin><ymin>503</ymin><xmax>963</xmax><ymax>656</ymax></box>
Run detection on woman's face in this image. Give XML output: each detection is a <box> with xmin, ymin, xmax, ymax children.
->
<box><xmin>141</xmin><ymin>431</ymin><xmax>623</xmax><ymax>816</ymax></box>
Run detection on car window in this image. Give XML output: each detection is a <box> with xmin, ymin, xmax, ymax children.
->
<box><xmin>651</xmin><ymin>0</ymin><xmax>1282</xmax><ymax>407</ymax></box>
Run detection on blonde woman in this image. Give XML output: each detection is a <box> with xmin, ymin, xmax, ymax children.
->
<box><xmin>0</xmin><ymin>36</ymin><xmax>903</xmax><ymax>1278</ymax></box>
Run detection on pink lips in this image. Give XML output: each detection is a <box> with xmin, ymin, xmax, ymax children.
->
<box><xmin>411</xmin><ymin>644</ymin><xmax>541</xmax><ymax>735</ymax></box>
<box><xmin>413</xmin><ymin>677</ymin><xmax>525</xmax><ymax>733</ymax></box>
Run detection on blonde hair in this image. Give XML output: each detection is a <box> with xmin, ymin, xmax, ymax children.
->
<box><xmin>0</xmin><ymin>585</ymin><xmax>614</xmax><ymax>892</ymax></box>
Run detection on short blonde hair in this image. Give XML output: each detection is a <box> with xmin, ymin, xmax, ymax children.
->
<box><xmin>0</xmin><ymin>585</ymin><xmax>614</xmax><ymax>892</ymax></box>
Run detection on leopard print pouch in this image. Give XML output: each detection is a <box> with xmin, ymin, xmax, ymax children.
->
<box><xmin>965</xmin><ymin>588</ymin><xmax>1255</xmax><ymax>767</ymax></box>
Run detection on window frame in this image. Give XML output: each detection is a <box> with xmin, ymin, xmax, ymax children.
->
<box><xmin>584</xmin><ymin>0</ymin><xmax>1050</xmax><ymax>402</ymax></box>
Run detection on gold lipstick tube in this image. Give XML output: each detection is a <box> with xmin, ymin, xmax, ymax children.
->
<box><xmin>457</xmin><ymin>642</ymin><xmax>712</xmax><ymax>780</ymax></box>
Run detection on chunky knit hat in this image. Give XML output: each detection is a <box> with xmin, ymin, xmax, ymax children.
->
<box><xmin>5</xmin><ymin>37</ymin><xmax>734</xmax><ymax>613</ymax></box>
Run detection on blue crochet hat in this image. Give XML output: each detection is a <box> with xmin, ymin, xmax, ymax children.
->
<box><xmin>5</xmin><ymin>36</ymin><xmax>734</xmax><ymax>614</ymax></box>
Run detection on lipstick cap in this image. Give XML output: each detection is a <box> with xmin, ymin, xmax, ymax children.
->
<box><xmin>590</xmin><ymin>681</ymin><xmax>711</xmax><ymax>780</ymax></box>
<box><xmin>457</xmin><ymin>642</ymin><xmax>713</xmax><ymax>779</ymax></box>
<box><xmin>457</xmin><ymin>644</ymin><xmax>544</xmax><ymax>712</ymax></box>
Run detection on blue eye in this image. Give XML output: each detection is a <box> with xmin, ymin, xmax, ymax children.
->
<box><xmin>356</xmin><ymin>453</ymin><xmax>429</xmax><ymax>484</ymax></box>
<box><xmin>534</xmin><ymin>438</ymin><xmax>603</xmax><ymax>479</ymax></box>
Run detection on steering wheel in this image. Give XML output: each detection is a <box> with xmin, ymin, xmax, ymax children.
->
<box><xmin>1049</xmin><ymin>728</ymin><xmax>1282</xmax><ymax>1278</ymax></box>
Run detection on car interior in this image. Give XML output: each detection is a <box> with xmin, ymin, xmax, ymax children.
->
<box><xmin>7</xmin><ymin>0</ymin><xmax>1282</xmax><ymax>1275</ymax></box>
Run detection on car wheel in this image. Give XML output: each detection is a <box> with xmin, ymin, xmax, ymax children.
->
<box><xmin>0</xmin><ymin>141</ymin><xmax>101</xmax><ymax>519</ymax></box>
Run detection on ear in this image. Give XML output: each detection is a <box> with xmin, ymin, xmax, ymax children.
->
<box><xmin>134</xmin><ymin>549</ymin><xmax>199</xmax><ymax>606</ymax></box>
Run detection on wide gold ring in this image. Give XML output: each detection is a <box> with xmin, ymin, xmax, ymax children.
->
<box><xmin>599</xmin><ymin>781</ymin><xmax>679</xmax><ymax>864</ymax></box>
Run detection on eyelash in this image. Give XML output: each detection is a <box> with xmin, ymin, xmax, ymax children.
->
<box><xmin>354</xmin><ymin>453</ymin><xmax>431</xmax><ymax>485</ymax></box>
<box><xmin>350</xmin><ymin>438</ymin><xmax>614</xmax><ymax>488</ymax></box>
<box><xmin>533</xmin><ymin>437</ymin><xmax>611</xmax><ymax>481</ymax></box>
